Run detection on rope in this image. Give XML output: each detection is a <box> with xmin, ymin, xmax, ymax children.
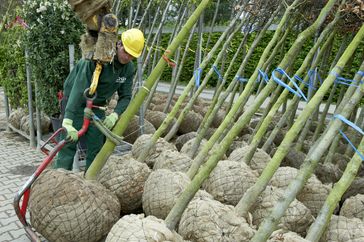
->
<box><xmin>194</xmin><ymin>68</ymin><xmax>202</xmax><ymax>88</ymax></box>
<box><xmin>162</xmin><ymin>50</ymin><xmax>176</xmax><ymax>68</ymax></box>
<box><xmin>333</xmin><ymin>114</ymin><xmax>364</xmax><ymax>161</ymax></box>
<box><xmin>271</xmin><ymin>68</ymin><xmax>308</xmax><ymax>102</ymax></box>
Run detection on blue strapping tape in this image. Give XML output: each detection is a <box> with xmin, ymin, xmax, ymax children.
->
<box><xmin>213</xmin><ymin>65</ymin><xmax>223</xmax><ymax>81</ymax></box>
<box><xmin>258</xmin><ymin>69</ymin><xmax>269</xmax><ymax>83</ymax></box>
<box><xmin>334</xmin><ymin>114</ymin><xmax>364</xmax><ymax>161</ymax></box>
<box><xmin>358</xmin><ymin>71</ymin><xmax>364</xmax><ymax>77</ymax></box>
<box><xmin>194</xmin><ymin>67</ymin><xmax>202</xmax><ymax>88</ymax></box>
<box><xmin>272</xmin><ymin>68</ymin><xmax>308</xmax><ymax>102</ymax></box>
<box><xmin>236</xmin><ymin>75</ymin><xmax>247</xmax><ymax>83</ymax></box>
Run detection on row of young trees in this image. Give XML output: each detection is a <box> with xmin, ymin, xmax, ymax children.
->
<box><xmin>86</xmin><ymin>0</ymin><xmax>364</xmax><ymax>240</ymax></box>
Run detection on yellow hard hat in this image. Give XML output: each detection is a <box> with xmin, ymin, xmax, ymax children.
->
<box><xmin>121</xmin><ymin>28</ymin><xmax>145</xmax><ymax>58</ymax></box>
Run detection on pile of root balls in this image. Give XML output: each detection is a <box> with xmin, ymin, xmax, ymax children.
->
<box><xmin>28</xmin><ymin>92</ymin><xmax>364</xmax><ymax>242</ymax></box>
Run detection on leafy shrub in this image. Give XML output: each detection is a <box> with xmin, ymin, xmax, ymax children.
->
<box><xmin>21</xmin><ymin>0</ymin><xmax>83</xmax><ymax>116</ymax></box>
<box><xmin>0</xmin><ymin>17</ymin><xmax>28</xmax><ymax>108</ymax></box>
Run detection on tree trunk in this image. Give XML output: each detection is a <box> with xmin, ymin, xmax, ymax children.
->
<box><xmin>235</xmin><ymin>22</ymin><xmax>364</xmax><ymax>220</ymax></box>
<box><xmin>252</xmin><ymin>57</ymin><xmax>364</xmax><ymax>241</ymax></box>
<box><xmin>85</xmin><ymin>0</ymin><xmax>213</xmax><ymax>180</ymax></box>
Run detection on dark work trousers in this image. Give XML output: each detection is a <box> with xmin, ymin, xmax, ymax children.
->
<box><xmin>53</xmin><ymin>96</ymin><xmax>105</xmax><ymax>171</ymax></box>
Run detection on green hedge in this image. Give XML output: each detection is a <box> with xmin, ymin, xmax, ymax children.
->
<box><xmin>0</xmin><ymin>14</ymin><xmax>28</xmax><ymax>109</ymax></box>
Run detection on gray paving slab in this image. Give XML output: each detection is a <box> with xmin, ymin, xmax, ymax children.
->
<box><xmin>0</xmin><ymin>130</ymin><xmax>45</xmax><ymax>242</ymax></box>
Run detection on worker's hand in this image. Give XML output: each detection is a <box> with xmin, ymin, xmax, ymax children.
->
<box><xmin>103</xmin><ymin>112</ymin><xmax>119</xmax><ymax>130</ymax></box>
<box><xmin>62</xmin><ymin>118</ymin><xmax>78</xmax><ymax>142</ymax></box>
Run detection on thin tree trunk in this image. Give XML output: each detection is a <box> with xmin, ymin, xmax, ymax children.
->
<box><xmin>252</xmin><ymin>58</ymin><xmax>364</xmax><ymax>241</ymax></box>
<box><xmin>131</xmin><ymin>0</ymin><xmax>142</xmax><ymax>28</ymax></box>
<box><xmin>235</xmin><ymin>22</ymin><xmax>363</xmax><ymax>220</ymax></box>
<box><xmin>189</xmin><ymin>7</ymin><xmax>283</xmax><ymax>157</ymax></box>
<box><xmin>164</xmin><ymin>24</ymin><xmax>197</xmax><ymax>113</ymax></box>
<box><xmin>137</xmin><ymin>0</ymin><xmax>154</xmax><ymax>28</ymax></box>
<box><xmin>243</xmin><ymin>13</ymin><xmax>337</xmax><ymax>164</ymax></box>
<box><xmin>185</xmin><ymin>0</ymin><xmax>304</xmax><ymax>179</ymax></box>
<box><xmin>306</xmin><ymin>136</ymin><xmax>364</xmax><ymax>241</ymax></box>
<box><xmin>135</xmin><ymin>2</ymin><xmax>247</xmax><ymax>162</ymax></box>
<box><xmin>203</xmin><ymin>0</ymin><xmax>220</xmax><ymax>58</ymax></box>
<box><xmin>85</xmin><ymin>0</ymin><xmax>213</xmax><ymax>180</ymax></box>
<box><xmin>164</xmin><ymin>0</ymin><xmax>321</xmax><ymax>230</ymax></box>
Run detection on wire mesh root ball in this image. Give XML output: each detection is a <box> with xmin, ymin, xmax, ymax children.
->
<box><xmin>252</xmin><ymin>186</ymin><xmax>313</xmax><ymax>236</ymax></box>
<box><xmin>178</xmin><ymin>195</ymin><xmax>256</xmax><ymax>241</ymax></box>
<box><xmin>228</xmin><ymin>146</ymin><xmax>271</xmax><ymax>174</ymax></box>
<box><xmin>142</xmin><ymin>169</ymin><xmax>190</xmax><ymax>219</ymax></box>
<box><xmin>132</xmin><ymin>134</ymin><xmax>177</xmax><ymax>168</ymax></box>
<box><xmin>97</xmin><ymin>154</ymin><xmax>151</xmax><ymax>214</ymax></box>
<box><xmin>29</xmin><ymin>169</ymin><xmax>120</xmax><ymax>242</ymax></box>
<box><xmin>202</xmin><ymin>160</ymin><xmax>258</xmax><ymax>206</ymax></box>
<box><xmin>105</xmin><ymin>214</ymin><xmax>185</xmax><ymax>242</ymax></box>
<box><xmin>340</xmin><ymin>194</ymin><xmax>364</xmax><ymax>220</ymax></box>
<box><xmin>153</xmin><ymin>149</ymin><xmax>192</xmax><ymax>173</ymax></box>
<box><xmin>320</xmin><ymin>215</ymin><xmax>364</xmax><ymax>242</ymax></box>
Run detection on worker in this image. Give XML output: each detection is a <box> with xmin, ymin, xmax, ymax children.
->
<box><xmin>53</xmin><ymin>28</ymin><xmax>145</xmax><ymax>171</ymax></box>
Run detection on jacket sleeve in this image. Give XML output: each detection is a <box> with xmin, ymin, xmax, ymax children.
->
<box><xmin>114</xmin><ymin>64</ymin><xmax>134</xmax><ymax>115</ymax></box>
<box><xmin>64</xmin><ymin>60</ymin><xmax>94</xmax><ymax>120</ymax></box>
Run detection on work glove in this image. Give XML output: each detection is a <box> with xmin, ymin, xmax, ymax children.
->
<box><xmin>62</xmin><ymin>118</ymin><xmax>78</xmax><ymax>142</ymax></box>
<box><xmin>103</xmin><ymin>112</ymin><xmax>118</xmax><ymax>130</ymax></box>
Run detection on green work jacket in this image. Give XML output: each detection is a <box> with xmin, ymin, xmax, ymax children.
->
<box><xmin>63</xmin><ymin>58</ymin><xmax>134</xmax><ymax>120</ymax></box>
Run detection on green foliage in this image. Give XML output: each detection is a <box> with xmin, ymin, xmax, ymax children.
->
<box><xmin>22</xmin><ymin>0</ymin><xmax>83</xmax><ymax>116</ymax></box>
<box><xmin>0</xmin><ymin>23</ymin><xmax>28</xmax><ymax>108</ymax></box>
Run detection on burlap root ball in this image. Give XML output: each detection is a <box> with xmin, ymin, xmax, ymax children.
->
<box><xmin>97</xmin><ymin>154</ymin><xmax>151</xmax><ymax>213</ymax></box>
<box><xmin>228</xmin><ymin>146</ymin><xmax>271</xmax><ymax>174</ymax></box>
<box><xmin>145</xmin><ymin>110</ymin><xmax>176</xmax><ymax>134</ymax></box>
<box><xmin>123</xmin><ymin>115</ymin><xmax>156</xmax><ymax>144</ymax></box>
<box><xmin>20</xmin><ymin>113</ymin><xmax>51</xmax><ymax>134</ymax></box>
<box><xmin>282</xmin><ymin>149</ymin><xmax>306</xmax><ymax>169</ymax></box>
<box><xmin>252</xmin><ymin>186</ymin><xmax>314</xmax><ymax>236</ymax></box>
<box><xmin>178</xmin><ymin>111</ymin><xmax>203</xmax><ymax>134</ymax></box>
<box><xmin>340</xmin><ymin>194</ymin><xmax>364</xmax><ymax>220</ymax></box>
<box><xmin>8</xmin><ymin>108</ymin><xmax>27</xmax><ymax>129</ymax></box>
<box><xmin>180</xmin><ymin>137</ymin><xmax>227</xmax><ymax>159</ymax></box>
<box><xmin>320</xmin><ymin>215</ymin><xmax>364</xmax><ymax>242</ymax></box>
<box><xmin>270</xmin><ymin>166</ymin><xmax>331</xmax><ymax>216</ymax></box>
<box><xmin>202</xmin><ymin>160</ymin><xmax>258</xmax><ymax>206</ymax></box>
<box><xmin>211</xmin><ymin>110</ymin><xmax>226</xmax><ymax>128</ymax></box>
<box><xmin>226</xmin><ymin>140</ymin><xmax>248</xmax><ymax>157</ymax></box>
<box><xmin>315</xmin><ymin>162</ymin><xmax>343</xmax><ymax>184</ymax></box>
<box><xmin>142</xmin><ymin>169</ymin><xmax>190</xmax><ymax>219</ymax></box>
<box><xmin>174</xmin><ymin>132</ymin><xmax>197</xmax><ymax>151</ymax></box>
<box><xmin>153</xmin><ymin>149</ymin><xmax>192</xmax><ymax>173</ymax></box>
<box><xmin>268</xmin><ymin>229</ymin><xmax>309</xmax><ymax>242</ymax></box>
<box><xmin>342</xmin><ymin>177</ymin><xmax>364</xmax><ymax>201</ymax></box>
<box><xmin>106</xmin><ymin>214</ymin><xmax>184</xmax><ymax>242</ymax></box>
<box><xmin>132</xmin><ymin>134</ymin><xmax>177</xmax><ymax>168</ymax></box>
<box><xmin>178</xmin><ymin>195</ymin><xmax>256</xmax><ymax>241</ymax></box>
<box><xmin>29</xmin><ymin>169</ymin><xmax>120</xmax><ymax>242</ymax></box>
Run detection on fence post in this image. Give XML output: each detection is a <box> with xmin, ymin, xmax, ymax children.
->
<box><xmin>25</xmin><ymin>49</ymin><xmax>36</xmax><ymax>148</ymax></box>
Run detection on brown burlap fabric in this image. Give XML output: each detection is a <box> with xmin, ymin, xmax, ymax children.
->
<box><xmin>153</xmin><ymin>149</ymin><xmax>192</xmax><ymax>173</ymax></box>
<box><xmin>179</xmin><ymin>196</ymin><xmax>256</xmax><ymax>241</ymax></box>
<box><xmin>202</xmin><ymin>160</ymin><xmax>258</xmax><ymax>206</ymax></box>
<box><xmin>106</xmin><ymin>214</ymin><xmax>185</xmax><ymax>242</ymax></box>
<box><xmin>97</xmin><ymin>154</ymin><xmax>151</xmax><ymax>213</ymax></box>
<box><xmin>252</xmin><ymin>186</ymin><xmax>313</xmax><ymax>236</ymax></box>
<box><xmin>132</xmin><ymin>134</ymin><xmax>177</xmax><ymax>168</ymax></box>
<box><xmin>320</xmin><ymin>215</ymin><xmax>364</xmax><ymax>242</ymax></box>
<box><xmin>340</xmin><ymin>194</ymin><xmax>364</xmax><ymax>221</ymax></box>
<box><xmin>228</xmin><ymin>146</ymin><xmax>271</xmax><ymax>174</ymax></box>
<box><xmin>29</xmin><ymin>169</ymin><xmax>120</xmax><ymax>242</ymax></box>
